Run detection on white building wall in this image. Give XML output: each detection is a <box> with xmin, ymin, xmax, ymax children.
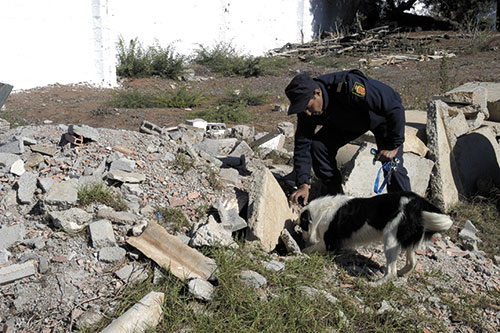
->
<box><xmin>0</xmin><ymin>0</ymin><xmax>321</xmax><ymax>91</ymax></box>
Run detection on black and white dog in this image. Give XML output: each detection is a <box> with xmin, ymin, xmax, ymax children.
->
<box><xmin>299</xmin><ymin>192</ymin><xmax>453</xmax><ymax>285</ymax></box>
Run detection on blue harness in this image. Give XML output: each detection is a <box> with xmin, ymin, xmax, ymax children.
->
<box><xmin>370</xmin><ymin>148</ymin><xmax>400</xmax><ymax>194</ymax></box>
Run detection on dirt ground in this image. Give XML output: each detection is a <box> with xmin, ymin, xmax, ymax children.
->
<box><xmin>3</xmin><ymin>31</ymin><xmax>500</xmax><ymax>133</ymax></box>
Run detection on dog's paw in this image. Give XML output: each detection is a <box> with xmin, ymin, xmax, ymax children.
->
<box><xmin>397</xmin><ymin>265</ymin><xmax>414</xmax><ymax>277</ymax></box>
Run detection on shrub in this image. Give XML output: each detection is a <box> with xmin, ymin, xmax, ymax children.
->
<box><xmin>116</xmin><ymin>37</ymin><xmax>186</xmax><ymax>79</ymax></box>
<box><xmin>218</xmin><ymin>87</ymin><xmax>269</xmax><ymax>106</ymax></box>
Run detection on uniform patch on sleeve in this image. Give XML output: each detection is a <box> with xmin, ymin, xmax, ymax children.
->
<box><xmin>352</xmin><ymin>82</ymin><xmax>366</xmax><ymax>97</ymax></box>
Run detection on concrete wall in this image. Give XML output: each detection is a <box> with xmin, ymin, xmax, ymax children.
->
<box><xmin>0</xmin><ymin>0</ymin><xmax>340</xmax><ymax>91</ymax></box>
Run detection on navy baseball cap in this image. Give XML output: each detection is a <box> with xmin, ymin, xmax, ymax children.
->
<box><xmin>285</xmin><ymin>73</ymin><xmax>318</xmax><ymax>115</ymax></box>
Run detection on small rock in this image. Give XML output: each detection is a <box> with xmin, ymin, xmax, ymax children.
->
<box><xmin>98</xmin><ymin>246</ymin><xmax>126</xmax><ymax>263</ymax></box>
<box><xmin>239</xmin><ymin>270</ymin><xmax>267</xmax><ymax>289</ymax></box>
<box><xmin>188</xmin><ymin>277</ymin><xmax>215</xmax><ymax>301</ymax></box>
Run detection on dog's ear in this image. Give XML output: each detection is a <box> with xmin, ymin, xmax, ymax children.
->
<box><xmin>299</xmin><ymin>209</ymin><xmax>311</xmax><ymax>232</ymax></box>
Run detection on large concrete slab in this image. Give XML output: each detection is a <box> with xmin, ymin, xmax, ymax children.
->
<box><xmin>454</xmin><ymin>126</ymin><xmax>500</xmax><ymax>195</ymax></box>
<box><xmin>426</xmin><ymin>100</ymin><xmax>461</xmax><ymax>212</ymax></box>
<box><xmin>439</xmin><ymin>83</ymin><xmax>489</xmax><ymax>119</ymax></box>
<box><xmin>127</xmin><ymin>221</ymin><xmax>217</xmax><ymax>281</ymax></box>
<box><xmin>246</xmin><ymin>166</ymin><xmax>297</xmax><ymax>252</ymax></box>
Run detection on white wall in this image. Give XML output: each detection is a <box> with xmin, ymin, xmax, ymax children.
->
<box><xmin>0</xmin><ymin>0</ymin><xmax>323</xmax><ymax>91</ymax></box>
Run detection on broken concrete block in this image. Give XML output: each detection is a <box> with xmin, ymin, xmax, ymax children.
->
<box><xmin>0</xmin><ymin>138</ymin><xmax>24</xmax><ymax>154</ymax></box>
<box><xmin>0</xmin><ymin>248</ymin><xmax>10</xmax><ymax>265</ymax></box>
<box><xmin>17</xmin><ymin>172</ymin><xmax>38</xmax><ymax>204</ymax></box>
<box><xmin>106</xmin><ymin>170</ymin><xmax>146</xmax><ymax>183</ymax></box>
<box><xmin>89</xmin><ymin>219</ymin><xmax>116</xmax><ymax>248</ymax></box>
<box><xmin>101</xmin><ymin>291</ymin><xmax>164</xmax><ymax>333</ymax></box>
<box><xmin>0</xmin><ymin>261</ymin><xmax>36</xmax><ymax>285</ymax></box>
<box><xmin>189</xmin><ymin>215</ymin><xmax>237</xmax><ymax>248</ymax></box>
<box><xmin>454</xmin><ymin>126</ymin><xmax>500</xmax><ymax>195</ymax></box>
<box><xmin>115</xmin><ymin>264</ymin><xmax>148</xmax><ymax>283</ymax></box>
<box><xmin>127</xmin><ymin>221</ymin><xmax>218</xmax><ymax>280</ymax></box>
<box><xmin>426</xmin><ymin>100</ymin><xmax>461</xmax><ymax>212</ymax></box>
<box><xmin>440</xmin><ymin>83</ymin><xmax>489</xmax><ymax>119</ymax></box>
<box><xmin>194</xmin><ymin>138</ymin><xmax>238</xmax><ymax>157</ymax></box>
<box><xmin>37</xmin><ymin>177</ymin><xmax>55</xmax><ymax>193</ymax></box>
<box><xmin>68</xmin><ymin>124</ymin><xmax>100</xmax><ymax>141</ymax></box>
<box><xmin>97</xmin><ymin>206</ymin><xmax>138</xmax><ymax>225</ymax></box>
<box><xmin>254</xmin><ymin>132</ymin><xmax>285</xmax><ymax>151</ymax></box>
<box><xmin>139</xmin><ymin>120</ymin><xmax>163</xmax><ymax>135</ymax></box>
<box><xmin>44</xmin><ymin>178</ymin><xmax>79</xmax><ymax>208</ymax></box>
<box><xmin>277</xmin><ymin>121</ymin><xmax>295</xmax><ymax>138</ymax></box>
<box><xmin>447</xmin><ymin>112</ymin><xmax>469</xmax><ymax>139</ymax></box>
<box><xmin>459</xmin><ymin>220</ymin><xmax>479</xmax><ymax>241</ymax></box>
<box><xmin>30</xmin><ymin>144</ymin><xmax>58</xmax><ymax>157</ymax></box>
<box><xmin>217</xmin><ymin>200</ymin><xmax>247</xmax><ymax>232</ymax></box>
<box><xmin>25</xmin><ymin>153</ymin><xmax>45</xmax><ymax>169</ymax></box>
<box><xmin>110</xmin><ymin>158</ymin><xmax>136</xmax><ymax>172</ymax></box>
<box><xmin>246</xmin><ymin>166</ymin><xmax>297</xmax><ymax>252</ymax></box>
<box><xmin>188</xmin><ymin>277</ymin><xmax>215</xmax><ymax>301</ymax></box>
<box><xmin>49</xmin><ymin>208</ymin><xmax>93</xmax><ymax>234</ymax></box>
<box><xmin>467</xmin><ymin>112</ymin><xmax>485</xmax><ymax>131</ymax></box>
<box><xmin>229</xmin><ymin>140</ymin><xmax>254</xmax><ymax>159</ymax></box>
<box><xmin>218</xmin><ymin>168</ymin><xmax>240</xmax><ymax>186</ymax></box>
<box><xmin>186</xmin><ymin>118</ymin><xmax>208</xmax><ymax>130</ymax></box>
<box><xmin>404</xmin><ymin>153</ymin><xmax>435</xmax><ymax>197</ymax></box>
<box><xmin>98</xmin><ymin>246</ymin><xmax>126</xmax><ymax>263</ymax></box>
<box><xmin>403</xmin><ymin>126</ymin><xmax>429</xmax><ymax>157</ymax></box>
<box><xmin>0</xmin><ymin>223</ymin><xmax>25</xmax><ymax>249</ymax></box>
<box><xmin>231</xmin><ymin>125</ymin><xmax>254</xmax><ymax>140</ymax></box>
<box><xmin>0</xmin><ymin>152</ymin><xmax>21</xmax><ymax>169</ymax></box>
<box><xmin>206</xmin><ymin>122</ymin><xmax>228</xmax><ymax>138</ymax></box>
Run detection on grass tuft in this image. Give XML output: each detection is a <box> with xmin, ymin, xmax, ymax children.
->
<box><xmin>78</xmin><ymin>182</ymin><xmax>128</xmax><ymax>211</ymax></box>
<box><xmin>156</xmin><ymin>206</ymin><xmax>190</xmax><ymax>233</ymax></box>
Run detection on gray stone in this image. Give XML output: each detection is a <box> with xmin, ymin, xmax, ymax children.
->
<box><xmin>37</xmin><ymin>177</ymin><xmax>55</xmax><ymax>193</ymax></box>
<box><xmin>217</xmin><ymin>201</ymin><xmax>247</xmax><ymax>232</ymax></box>
<box><xmin>30</xmin><ymin>144</ymin><xmax>58</xmax><ymax>157</ymax></box>
<box><xmin>441</xmin><ymin>83</ymin><xmax>489</xmax><ymax>118</ymax></box>
<box><xmin>49</xmin><ymin>208</ymin><xmax>93</xmax><ymax>234</ymax></box>
<box><xmin>10</xmin><ymin>159</ymin><xmax>25</xmax><ymax>176</ymax></box>
<box><xmin>189</xmin><ymin>215</ymin><xmax>237</xmax><ymax>248</ymax></box>
<box><xmin>263</xmin><ymin>259</ymin><xmax>285</xmax><ymax>272</ymax></box>
<box><xmin>68</xmin><ymin>124</ymin><xmax>100</xmax><ymax>141</ymax></box>
<box><xmin>218</xmin><ymin>168</ymin><xmax>240</xmax><ymax>186</ymax></box>
<box><xmin>426</xmin><ymin>100</ymin><xmax>461</xmax><ymax>212</ymax></box>
<box><xmin>115</xmin><ymin>264</ymin><xmax>148</xmax><ymax>283</ymax></box>
<box><xmin>97</xmin><ymin>206</ymin><xmax>138</xmax><ymax>224</ymax></box>
<box><xmin>280</xmin><ymin>228</ymin><xmax>302</xmax><ymax>255</ymax></box>
<box><xmin>17</xmin><ymin>172</ymin><xmax>38</xmax><ymax>204</ymax></box>
<box><xmin>98</xmin><ymin>246</ymin><xmax>126</xmax><ymax>263</ymax></box>
<box><xmin>44</xmin><ymin>178</ymin><xmax>79</xmax><ymax>208</ymax></box>
<box><xmin>162</xmin><ymin>152</ymin><xmax>176</xmax><ymax>163</ymax></box>
<box><xmin>377</xmin><ymin>300</ymin><xmax>394</xmax><ymax>314</ymax></box>
<box><xmin>106</xmin><ymin>170</ymin><xmax>146</xmax><ymax>183</ymax></box>
<box><xmin>447</xmin><ymin>111</ymin><xmax>469</xmax><ymax>138</ymax></box>
<box><xmin>0</xmin><ymin>152</ymin><xmax>21</xmax><ymax>169</ymax></box>
<box><xmin>459</xmin><ymin>220</ymin><xmax>479</xmax><ymax>241</ymax></box>
<box><xmin>188</xmin><ymin>277</ymin><xmax>215</xmax><ymax>301</ymax></box>
<box><xmin>0</xmin><ymin>138</ymin><xmax>24</xmax><ymax>154</ymax></box>
<box><xmin>0</xmin><ymin>223</ymin><xmax>25</xmax><ymax>249</ymax></box>
<box><xmin>246</xmin><ymin>166</ymin><xmax>296</xmax><ymax>252</ymax></box>
<box><xmin>89</xmin><ymin>219</ymin><xmax>116</xmax><ymax>248</ymax></box>
<box><xmin>110</xmin><ymin>158</ymin><xmax>136</xmax><ymax>172</ymax></box>
<box><xmin>239</xmin><ymin>270</ymin><xmax>267</xmax><ymax>289</ymax></box>
<box><xmin>25</xmin><ymin>153</ymin><xmax>45</xmax><ymax>169</ymax></box>
<box><xmin>0</xmin><ymin>261</ymin><xmax>36</xmax><ymax>285</ymax></box>
<box><xmin>38</xmin><ymin>256</ymin><xmax>49</xmax><ymax>273</ymax></box>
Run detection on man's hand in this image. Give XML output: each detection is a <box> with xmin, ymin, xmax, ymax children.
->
<box><xmin>375</xmin><ymin>147</ymin><xmax>399</xmax><ymax>162</ymax></box>
<box><xmin>290</xmin><ymin>183</ymin><xmax>310</xmax><ymax>205</ymax></box>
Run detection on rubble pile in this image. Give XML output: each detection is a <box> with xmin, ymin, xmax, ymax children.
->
<box><xmin>0</xmin><ymin>81</ymin><xmax>499</xmax><ymax>332</ymax></box>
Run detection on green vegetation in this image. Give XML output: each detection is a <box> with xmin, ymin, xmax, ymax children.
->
<box><xmin>156</xmin><ymin>206</ymin><xmax>190</xmax><ymax>233</ymax></box>
<box><xmin>106</xmin><ymin>87</ymin><xmax>203</xmax><ymax>109</ymax></box>
<box><xmin>77</xmin><ymin>182</ymin><xmax>128</xmax><ymax>211</ymax></box>
<box><xmin>175</xmin><ymin>152</ymin><xmax>195</xmax><ymax>172</ymax></box>
<box><xmin>193</xmin><ymin>42</ymin><xmax>292</xmax><ymax>77</ymax></box>
<box><xmin>116</xmin><ymin>37</ymin><xmax>186</xmax><ymax>79</ymax></box>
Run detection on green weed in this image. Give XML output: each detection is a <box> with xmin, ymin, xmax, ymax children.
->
<box><xmin>218</xmin><ymin>87</ymin><xmax>269</xmax><ymax>107</ymax></box>
<box><xmin>191</xmin><ymin>104</ymin><xmax>249</xmax><ymax>124</ymax></box>
<box><xmin>156</xmin><ymin>206</ymin><xmax>190</xmax><ymax>233</ymax></box>
<box><xmin>78</xmin><ymin>182</ymin><xmax>128</xmax><ymax>211</ymax></box>
<box><xmin>116</xmin><ymin>37</ymin><xmax>186</xmax><ymax>79</ymax></box>
<box><xmin>175</xmin><ymin>152</ymin><xmax>195</xmax><ymax>172</ymax></box>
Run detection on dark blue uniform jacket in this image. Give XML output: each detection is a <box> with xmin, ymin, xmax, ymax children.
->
<box><xmin>294</xmin><ymin>70</ymin><xmax>406</xmax><ymax>186</ymax></box>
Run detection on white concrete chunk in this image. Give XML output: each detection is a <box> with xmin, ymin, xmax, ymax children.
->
<box><xmin>0</xmin><ymin>261</ymin><xmax>36</xmax><ymax>285</ymax></box>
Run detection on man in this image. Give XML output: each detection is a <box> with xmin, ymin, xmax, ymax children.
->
<box><xmin>285</xmin><ymin>69</ymin><xmax>411</xmax><ymax>205</ymax></box>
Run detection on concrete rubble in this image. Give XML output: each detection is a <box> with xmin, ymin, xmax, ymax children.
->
<box><xmin>0</xmin><ymin>80</ymin><xmax>499</xmax><ymax>331</ymax></box>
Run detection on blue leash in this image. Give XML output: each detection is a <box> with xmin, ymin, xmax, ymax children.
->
<box><xmin>370</xmin><ymin>148</ymin><xmax>400</xmax><ymax>194</ymax></box>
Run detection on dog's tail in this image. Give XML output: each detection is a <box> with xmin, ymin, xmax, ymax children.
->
<box><xmin>422</xmin><ymin>211</ymin><xmax>453</xmax><ymax>232</ymax></box>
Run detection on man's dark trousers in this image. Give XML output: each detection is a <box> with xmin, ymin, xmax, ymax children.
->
<box><xmin>310</xmin><ymin>125</ymin><xmax>411</xmax><ymax>194</ymax></box>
